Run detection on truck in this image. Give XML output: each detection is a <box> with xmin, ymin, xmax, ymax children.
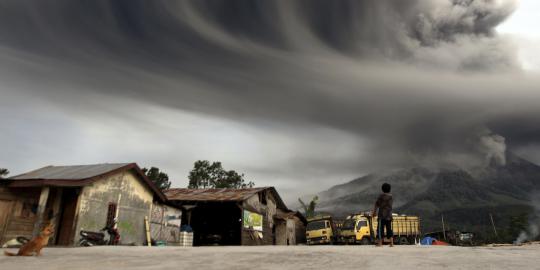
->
<box><xmin>338</xmin><ymin>212</ymin><xmax>420</xmax><ymax>245</ymax></box>
<box><xmin>305</xmin><ymin>216</ymin><xmax>338</xmax><ymax>245</ymax></box>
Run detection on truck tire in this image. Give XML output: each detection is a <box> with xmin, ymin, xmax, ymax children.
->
<box><xmin>398</xmin><ymin>236</ymin><xmax>409</xmax><ymax>245</ymax></box>
<box><xmin>360</xmin><ymin>238</ymin><xmax>371</xmax><ymax>245</ymax></box>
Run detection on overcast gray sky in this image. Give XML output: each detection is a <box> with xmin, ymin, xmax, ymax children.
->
<box><xmin>1</xmin><ymin>0</ymin><xmax>539</xmax><ymax>203</ymax></box>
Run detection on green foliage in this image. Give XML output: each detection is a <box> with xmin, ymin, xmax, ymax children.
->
<box><xmin>298</xmin><ymin>196</ymin><xmax>318</xmax><ymax>218</ymax></box>
<box><xmin>0</xmin><ymin>168</ymin><xmax>8</xmax><ymax>179</ymax></box>
<box><xmin>507</xmin><ymin>213</ymin><xmax>529</xmax><ymax>240</ymax></box>
<box><xmin>142</xmin><ymin>167</ymin><xmax>171</xmax><ymax>191</ymax></box>
<box><xmin>477</xmin><ymin>213</ymin><xmax>530</xmax><ymax>244</ymax></box>
<box><xmin>187</xmin><ymin>160</ymin><xmax>254</xmax><ymax>189</ymax></box>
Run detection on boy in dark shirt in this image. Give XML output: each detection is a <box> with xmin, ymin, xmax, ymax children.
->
<box><xmin>372</xmin><ymin>183</ymin><xmax>393</xmax><ymax>247</ymax></box>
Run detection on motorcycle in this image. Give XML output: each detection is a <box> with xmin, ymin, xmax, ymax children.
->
<box><xmin>79</xmin><ymin>220</ymin><xmax>120</xmax><ymax>246</ymax></box>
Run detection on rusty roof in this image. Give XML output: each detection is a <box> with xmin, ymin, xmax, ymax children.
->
<box><xmin>165</xmin><ymin>187</ymin><xmax>289</xmax><ymax>210</ymax></box>
<box><xmin>164</xmin><ymin>187</ymin><xmax>267</xmax><ymax>201</ymax></box>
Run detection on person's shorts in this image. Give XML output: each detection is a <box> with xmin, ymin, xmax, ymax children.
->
<box><xmin>378</xmin><ymin>218</ymin><xmax>393</xmax><ymax>239</ymax></box>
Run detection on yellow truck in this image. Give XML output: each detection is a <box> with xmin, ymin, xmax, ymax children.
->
<box><xmin>305</xmin><ymin>216</ymin><xmax>338</xmax><ymax>245</ymax></box>
<box><xmin>338</xmin><ymin>213</ymin><xmax>420</xmax><ymax>245</ymax></box>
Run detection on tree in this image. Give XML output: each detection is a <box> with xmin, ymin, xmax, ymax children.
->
<box><xmin>298</xmin><ymin>196</ymin><xmax>318</xmax><ymax>218</ymax></box>
<box><xmin>142</xmin><ymin>167</ymin><xmax>171</xmax><ymax>191</ymax></box>
<box><xmin>187</xmin><ymin>160</ymin><xmax>254</xmax><ymax>189</ymax></box>
<box><xmin>508</xmin><ymin>214</ymin><xmax>529</xmax><ymax>241</ymax></box>
<box><xmin>0</xmin><ymin>168</ymin><xmax>9</xmax><ymax>179</ymax></box>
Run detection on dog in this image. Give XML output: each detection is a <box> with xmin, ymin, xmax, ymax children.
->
<box><xmin>4</xmin><ymin>223</ymin><xmax>54</xmax><ymax>256</ymax></box>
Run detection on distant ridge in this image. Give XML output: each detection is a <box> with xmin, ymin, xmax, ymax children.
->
<box><xmin>306</xmin><ymin>152</ymin><xmax>540</xmax><ymax>239</ymax></box>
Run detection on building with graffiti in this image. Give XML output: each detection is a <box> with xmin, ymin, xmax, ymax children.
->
<box><xmin>165</xmin><ymin>187</ymin><xmax>306</xmax><ymax>246</ymax></box>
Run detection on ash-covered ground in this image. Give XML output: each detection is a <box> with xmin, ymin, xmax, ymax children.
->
<box><xmin>1</xmin><ymin>244</ymin><xmax>539</xmax><ymax>270</ymax></box>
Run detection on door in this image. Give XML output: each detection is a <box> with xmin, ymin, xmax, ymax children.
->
<box><xmin>0</xmin><ymin>200</ymin><xmax>14</xmax><ymax>244</ymax></box>
<box><xmin>56</xmin><ymin>189</ymin><xmax>79</xmax><ymax>245</ymax></box>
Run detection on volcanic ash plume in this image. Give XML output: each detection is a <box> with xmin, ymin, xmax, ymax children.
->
<box><xmin>478</xmin><ymin>132</ymin><xmax>507</xmax><ymax>166</ymax></box>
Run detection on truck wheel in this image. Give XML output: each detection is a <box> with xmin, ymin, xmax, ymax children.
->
<box><xmin>360</xmin><ymin>238</ymin><xmax>370</xmax><ymax>245</ymax></box>
<box><xmin>398</xmin><ymin>237</ymin><xmax>409</xmax><ymax>245</ymax></box>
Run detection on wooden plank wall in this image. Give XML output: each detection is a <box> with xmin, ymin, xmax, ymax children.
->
<box><xmin>0</xmin><ymin>187</ymin><xmax>41</xmax><ymax>244</ymax></box>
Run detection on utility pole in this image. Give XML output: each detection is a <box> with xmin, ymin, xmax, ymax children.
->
<box><xmin>489</xmin><ymin>213</ymin><xmax>499</xmax><ymax>239</ymax></box>
<box><xmin>442</xmin><ymin>214</ymin><xmax>447</xmax><ymax>241</ymax></box>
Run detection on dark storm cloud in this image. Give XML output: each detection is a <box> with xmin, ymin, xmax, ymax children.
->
<box><xmin>1</xmin><ymin>0</ymin><xmax>539</xmax><ymax>187</ymax></box>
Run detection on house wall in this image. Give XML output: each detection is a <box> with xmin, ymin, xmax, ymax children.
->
<box><xmin>275</xmin><ymin>218</ymin><xmax>287</xmax><ymax>245</ymax></box>
<box><xmin>286</xmin><ymin>218</ymin><xmax>296</xmax><ymax>245</ymax></box>
<box><xmin>241</xmin><ymin>193</ymin><xmax>265</xmax><ymax>245</ymax></box>
<box><xmin>0</xmin><ymin>187</ymin><xmax>41</xmax><ymax>245</ymax></box>
<box><xmin>241</xmin><ymin>190</ymin><xmax>287</xmax><ymax>246</ymax></box>
<box><xmin>74</xmin><ymin>170</ymin><xmax>154</xmax><ymax>245</ymax></box>
<box><xmin>150</xmin><ymin>202</ymin><xmax>182</xmax><ymax>245</ymax></box>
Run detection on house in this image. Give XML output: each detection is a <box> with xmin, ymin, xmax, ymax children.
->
<box><xmin>165</xmin><ymin>187</ymin><xmax>306</xmax><ymax>246</ymax></box>
<box><xmin>0</xmin><ymin>163</ymin><xmax>181</xmax><ymax>246</ymax></box>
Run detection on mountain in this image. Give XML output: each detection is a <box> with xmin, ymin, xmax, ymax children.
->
<box><xmin>309</xmin><ymin>153</ymin><xmax>540</xmax><ymax>240</ymax></box>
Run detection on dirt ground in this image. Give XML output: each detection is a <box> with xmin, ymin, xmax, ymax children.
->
<box><xmin>1</xmin><ymin>245</ymin><xmax>539</xmax><ymax>270</ymax></box>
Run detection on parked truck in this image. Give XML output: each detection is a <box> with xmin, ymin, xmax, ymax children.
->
<box><xmin>338</xmin><ymin>213</ymin><xmax>420</xmax><ymax>245</ymax></box>
<box><xmin>305</xmin><ymin>216</ymin><xmax>338</xmax><ymax>245</ymax></box>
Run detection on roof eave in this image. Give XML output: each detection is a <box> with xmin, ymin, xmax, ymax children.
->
<box><xmin>6</xmin><ymin>163</ymin><xmax>167</xmax><ymax>202</ymax></box>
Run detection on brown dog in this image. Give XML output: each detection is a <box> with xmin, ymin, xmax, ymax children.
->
<box><xmin>4</xmin><ymin>223</ymin><xmax>54</xmax><ymax>256</ymax></box>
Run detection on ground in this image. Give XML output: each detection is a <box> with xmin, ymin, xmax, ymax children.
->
<box><xmin>1</xmin><ymin>245</ymin><xmax>539</xmax><ymax>270</ymax></box>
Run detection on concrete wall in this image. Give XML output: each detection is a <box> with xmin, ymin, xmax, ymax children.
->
<box><xmin>74</xmin><ymin>170</ymin><xmax>154</xmax><ymax>245</ymax></box>
<box><xmin>275</xmin><ymin>219</ymin><xmax>287</xmax><ymax>245</ymax></box>
<box><xmin>241</xmin><ymin>190</ymin><xmax>288</xmax><ymax>245</ymax></box>
<box><xmin>286</xmin><ymin>218</ymin><xmax>296</xmax><ymax>245</ymax></box>
<box><xmin>150</xmin><ymin>202</ymin><xmax>182</xmax><ymax>245</ymax></box>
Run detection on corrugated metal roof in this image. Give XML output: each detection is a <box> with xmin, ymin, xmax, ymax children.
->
<box><xmin>164</xmin><ymin>187</ymin><xmax>268</xmax><ymax>202</ymax></box>
<box><xmin>10</xmin><ymin>163</ymin><xmax>132</xmax><ymax>180</ymax></box>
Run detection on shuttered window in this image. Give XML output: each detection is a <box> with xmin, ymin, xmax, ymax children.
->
<box><xmin>106</xmin><ymin>203</ymin><xmax>117</xmax><ymax>227</ymax></box>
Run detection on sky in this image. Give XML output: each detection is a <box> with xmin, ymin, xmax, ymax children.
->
<box><xmin>497</xmin><ymin>0</ymin><xmax>540</xmax><ymax>70</ymax></box>
<box><xmin>0</xmin><ymin>0</ymin><xmax>539</xmax><ymax>204</ymax></box>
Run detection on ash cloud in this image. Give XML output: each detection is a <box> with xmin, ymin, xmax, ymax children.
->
<box><xmin>0</xmin><ymin>0</ymin><xmax>539</xmax><ymax>197</ymax></box>
<box><xmin>479</xmin><ymin>130</ymin><xmax>507</xmax><ymax>166</ymax></box>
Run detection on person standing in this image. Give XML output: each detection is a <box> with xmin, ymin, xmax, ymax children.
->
<box><xmin>372</xmin><ymin>183</ymin><xmax>393</xmax><ymax>247</ymax></box>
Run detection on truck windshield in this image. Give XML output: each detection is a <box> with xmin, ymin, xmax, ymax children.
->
<box><xmin>342</xmin><ymin>219</ymin><xmax>355</xmax><ymax>230</ymax></box>
<box><xmin>357</xmin><ymin>220</ymin><xmax>368</xmax><ymax>228</ymax></box>
<box><xmin>307</xmin><ymin>220</ymin><xmax>326</xmax><ymax>231</ymax></box>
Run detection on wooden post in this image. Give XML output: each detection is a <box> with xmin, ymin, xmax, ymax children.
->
<box><xmin>33</xmin><ymin>187</ymin><xmax>50</xmax><ymax>237</ymax></box>
<box><xmin>489</xmin><ymin>213</ymin><xmax>499</xmax><ymax>238</ymax></box>
<box><xmin>441</xmin><ymin>215</ymin><xmax>446</xmax><ymax>241</ymax></box>
<box><xmin>145</xmin><ymin>216</ymin><xmax>151</xmax><ymax>246</ymax></box>
<box><xmin>114</xmin><ymin>194</ymin><xmax>122</xmax><ymax>229</ymax></box>
<box><xmin>50</xmin><ymin>188</ymin><xmax>63</xmax><ymax>244</ymax></box>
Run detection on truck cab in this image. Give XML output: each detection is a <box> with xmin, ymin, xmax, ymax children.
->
<box><xmin>306</xmin><ymin>216</ymin><xmax>336</xmax><ymax>245</ymax></box>
<box><xmin>339</xmin><ymin>215</ymin><xmax>372</xmax><ymax>245</ymax></box>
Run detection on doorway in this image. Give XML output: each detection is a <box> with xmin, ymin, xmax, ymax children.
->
<box><xmin>190</xmin><ymin>202</ymin><xmax>241</xmax><ymax>246</ymax></box>
<box><xmin>56</xmin><ymin>188</ymin><xmax>79</xmax><ymax>246</ymax></box>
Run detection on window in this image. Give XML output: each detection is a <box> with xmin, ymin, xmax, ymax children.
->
<box><xmin>106</xmin><ymin>203</ymin><xmax>117</xmax><ymax>227</ymax></box>
<box><xmin>357</xmin><ymin>220</ymin><xmax>368</xmax><ymax>228</ymax></box>
<box><xmin>307</xmin><ymin>220</ymin><xmax>326</xmax><ymax>231</ymax></box>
